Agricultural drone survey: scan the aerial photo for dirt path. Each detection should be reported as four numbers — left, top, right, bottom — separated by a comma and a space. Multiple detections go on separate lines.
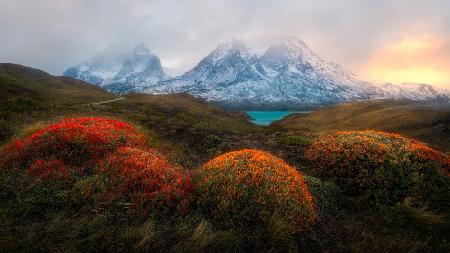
83, 96, 125, 106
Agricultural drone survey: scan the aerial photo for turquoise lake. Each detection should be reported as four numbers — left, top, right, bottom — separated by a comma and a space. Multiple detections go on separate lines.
246, 111, 311, 126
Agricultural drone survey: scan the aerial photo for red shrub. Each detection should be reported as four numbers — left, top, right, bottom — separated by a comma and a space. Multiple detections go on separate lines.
98, 147, 192, 212
196, 149, 316, 233
1, 117, 147, 176
27, 159, 70, 181
1, 117, 193, 214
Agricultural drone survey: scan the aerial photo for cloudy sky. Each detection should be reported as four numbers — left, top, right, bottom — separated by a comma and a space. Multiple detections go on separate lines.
1, 0, 449, 88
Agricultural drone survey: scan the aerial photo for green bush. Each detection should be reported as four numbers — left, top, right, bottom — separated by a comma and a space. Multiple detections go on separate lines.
281, 135, 312, 146
304, 175, 342, 216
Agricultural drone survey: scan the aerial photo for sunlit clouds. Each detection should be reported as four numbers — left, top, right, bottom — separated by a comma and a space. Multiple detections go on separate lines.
360, 35, 450, 89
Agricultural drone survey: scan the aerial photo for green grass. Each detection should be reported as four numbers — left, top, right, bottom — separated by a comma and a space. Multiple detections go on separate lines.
281, 135, 312, 146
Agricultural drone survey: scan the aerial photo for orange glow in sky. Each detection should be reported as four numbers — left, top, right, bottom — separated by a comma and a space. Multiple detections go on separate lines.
360, 35, 450, 89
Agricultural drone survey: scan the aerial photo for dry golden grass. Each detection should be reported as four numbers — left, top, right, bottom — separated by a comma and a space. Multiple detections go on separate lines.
276, 100, 450, 152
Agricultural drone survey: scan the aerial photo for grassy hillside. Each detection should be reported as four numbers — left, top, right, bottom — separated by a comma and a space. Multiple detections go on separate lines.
275, 100, 450, 152
0, 64, 113, 143
0, 64, 449, 252
0, 64, 263, 167
0, 63, 114, 103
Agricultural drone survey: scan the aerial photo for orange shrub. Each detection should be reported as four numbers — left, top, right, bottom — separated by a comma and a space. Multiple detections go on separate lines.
195, 149, 316, 233
97, 147, 192, 212
305, 130, 450, 206
1, 117, 147, 178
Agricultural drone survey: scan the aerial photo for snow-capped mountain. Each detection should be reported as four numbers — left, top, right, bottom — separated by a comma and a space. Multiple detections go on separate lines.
376, 82, 449, 102
64, 37, 449, 109
144, 37, 448, 109
63, 44, 168, 93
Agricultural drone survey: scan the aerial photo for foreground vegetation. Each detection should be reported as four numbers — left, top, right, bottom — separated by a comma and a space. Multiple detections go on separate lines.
0, 64, 449, 252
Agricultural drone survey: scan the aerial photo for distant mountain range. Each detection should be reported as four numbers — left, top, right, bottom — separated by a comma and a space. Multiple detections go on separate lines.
64, 37, 450, 109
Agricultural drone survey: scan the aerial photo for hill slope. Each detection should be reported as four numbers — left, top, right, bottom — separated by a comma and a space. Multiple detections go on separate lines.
0, 63, 261, 166
0, 63, 114, 103
275, 100, 450, 151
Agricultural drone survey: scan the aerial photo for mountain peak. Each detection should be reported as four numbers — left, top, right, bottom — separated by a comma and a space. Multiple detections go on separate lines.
207, 39, 251, 64
63, 43, 167, 92
133, 43, 150, 56
266, 36, 315, 57
216, 39, 247, 51
278, 36, 308, 49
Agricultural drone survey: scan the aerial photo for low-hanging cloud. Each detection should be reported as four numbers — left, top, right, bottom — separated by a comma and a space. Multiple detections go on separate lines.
0, 0, 449, 88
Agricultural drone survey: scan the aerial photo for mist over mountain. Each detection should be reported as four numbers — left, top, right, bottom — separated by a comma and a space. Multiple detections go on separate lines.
64, 37, 449, 109
64, 44, 169, 93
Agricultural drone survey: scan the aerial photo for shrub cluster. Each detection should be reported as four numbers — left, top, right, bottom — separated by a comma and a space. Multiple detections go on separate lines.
4, 118, 449, 251
195, 149, 316, 234
0, 118, 325, 251
305, 130, 450, 207
0, 117, 192, 213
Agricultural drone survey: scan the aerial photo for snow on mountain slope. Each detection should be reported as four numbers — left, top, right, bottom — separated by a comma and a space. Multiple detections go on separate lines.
376, 83, 449, 103
145, 37, 389, 108
146, 37, 449, 109
63, 44, 168, 93
64, 37, 449, 109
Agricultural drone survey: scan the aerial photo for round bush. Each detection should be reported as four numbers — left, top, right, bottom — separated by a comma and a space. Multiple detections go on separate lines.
97, 146, 192, 212
195, 149, 316, 233
1, 117, 147, 178
304, 130, 450, 206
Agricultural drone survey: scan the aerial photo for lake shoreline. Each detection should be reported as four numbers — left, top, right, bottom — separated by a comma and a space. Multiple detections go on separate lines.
246, 111, 312, 126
